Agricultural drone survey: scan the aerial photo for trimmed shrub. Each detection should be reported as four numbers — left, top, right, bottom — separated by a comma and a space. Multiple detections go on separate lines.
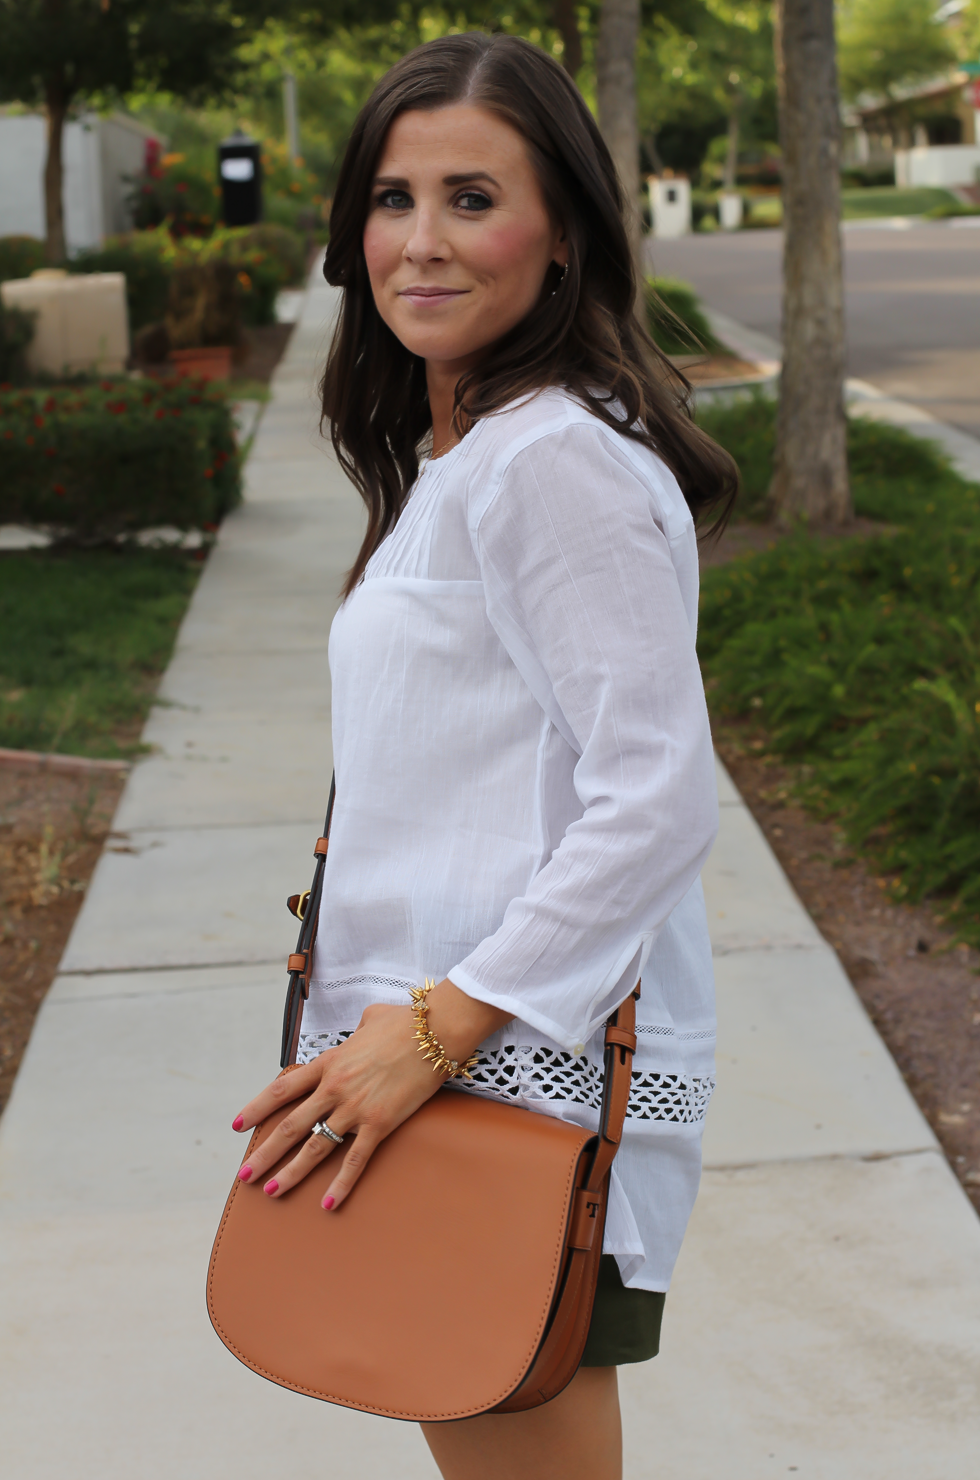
69, 230, 172, 330
0, 300, 36, 384
69, 224, 305, 336
646, 277, 725, 357
0, 235, 46, 283
698, 404, 980, 941
0, 376, 240, 541
697, 391, 962, 524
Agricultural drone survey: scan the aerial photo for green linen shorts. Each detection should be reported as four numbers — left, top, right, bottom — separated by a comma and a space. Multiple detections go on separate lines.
580, 1255, 666, 1367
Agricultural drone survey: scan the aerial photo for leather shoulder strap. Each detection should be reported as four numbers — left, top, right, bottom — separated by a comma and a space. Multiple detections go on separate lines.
584, 983, 639, 1192
280, 774, 335, 1067
280, 775, 638, 1164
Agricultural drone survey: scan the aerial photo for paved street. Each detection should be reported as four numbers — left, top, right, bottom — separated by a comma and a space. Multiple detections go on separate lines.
649, 223, 980, 440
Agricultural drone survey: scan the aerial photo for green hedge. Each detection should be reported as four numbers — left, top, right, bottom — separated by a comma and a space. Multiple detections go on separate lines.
0, 235, 46, 283
697, 390, 959, 523
69, 223, 305, 332
698, 400, 980, 941
646, 277, 724, 357
0, 376, 241, 541
0, 300, 36, 384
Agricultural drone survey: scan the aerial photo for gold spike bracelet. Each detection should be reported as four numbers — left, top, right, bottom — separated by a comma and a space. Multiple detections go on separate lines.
410, 978, 480, 1080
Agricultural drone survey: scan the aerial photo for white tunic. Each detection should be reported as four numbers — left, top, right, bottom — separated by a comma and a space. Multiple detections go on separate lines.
303, 388, 718, 1291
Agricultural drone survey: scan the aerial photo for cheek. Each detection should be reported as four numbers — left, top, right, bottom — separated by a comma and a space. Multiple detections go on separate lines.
471, 221, 549, 285
362, 218, 399, 288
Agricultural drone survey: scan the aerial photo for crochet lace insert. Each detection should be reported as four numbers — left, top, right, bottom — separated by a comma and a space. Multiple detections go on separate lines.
297, 1028, 714, 1124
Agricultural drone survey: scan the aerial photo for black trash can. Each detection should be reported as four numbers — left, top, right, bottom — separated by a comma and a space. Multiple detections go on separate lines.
219, 130, 262, 227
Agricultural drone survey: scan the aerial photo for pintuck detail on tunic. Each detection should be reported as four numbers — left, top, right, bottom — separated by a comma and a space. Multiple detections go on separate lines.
304, 388, 719, 1291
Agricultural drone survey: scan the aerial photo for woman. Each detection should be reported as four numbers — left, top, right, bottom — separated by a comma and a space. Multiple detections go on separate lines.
232, 31, 736, 1480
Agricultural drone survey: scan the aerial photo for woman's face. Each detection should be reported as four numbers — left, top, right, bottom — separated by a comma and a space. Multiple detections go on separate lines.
363, 104, 567, 373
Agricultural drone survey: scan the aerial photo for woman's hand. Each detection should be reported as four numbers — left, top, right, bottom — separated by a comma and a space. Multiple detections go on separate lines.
231, 979, 510, 1210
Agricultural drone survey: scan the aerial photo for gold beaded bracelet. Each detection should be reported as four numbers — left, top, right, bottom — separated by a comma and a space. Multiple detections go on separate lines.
410, 978, 480, 1080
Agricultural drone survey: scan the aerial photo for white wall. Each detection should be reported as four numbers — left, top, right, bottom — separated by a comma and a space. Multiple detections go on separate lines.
0, 112, 158, 253
906, 143, 980, 188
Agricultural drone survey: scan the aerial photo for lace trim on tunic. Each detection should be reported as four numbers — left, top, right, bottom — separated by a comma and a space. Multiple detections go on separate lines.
297, 1028, 715, 1125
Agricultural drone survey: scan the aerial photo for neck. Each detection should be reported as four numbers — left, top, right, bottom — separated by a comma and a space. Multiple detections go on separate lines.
425, 353, 480, 458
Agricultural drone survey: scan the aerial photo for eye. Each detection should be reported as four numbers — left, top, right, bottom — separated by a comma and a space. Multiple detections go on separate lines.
376, 188, 412, 211
455, 190, 492, 214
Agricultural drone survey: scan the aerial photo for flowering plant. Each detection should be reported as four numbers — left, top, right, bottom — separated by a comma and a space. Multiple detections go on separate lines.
0, 376, 241, 540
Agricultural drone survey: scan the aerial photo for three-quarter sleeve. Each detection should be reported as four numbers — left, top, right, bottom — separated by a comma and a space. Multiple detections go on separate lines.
446, 421, 718, 1049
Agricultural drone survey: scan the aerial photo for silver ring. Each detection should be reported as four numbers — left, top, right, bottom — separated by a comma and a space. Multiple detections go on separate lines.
311, 1120, 344, 1145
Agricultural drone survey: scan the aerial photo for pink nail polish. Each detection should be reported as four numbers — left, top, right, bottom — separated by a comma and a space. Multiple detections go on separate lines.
238, 1165, 252, 1182
322, 1194, 335, 1210
232, 1114, 244, 1131
264, 1179, 279, 1196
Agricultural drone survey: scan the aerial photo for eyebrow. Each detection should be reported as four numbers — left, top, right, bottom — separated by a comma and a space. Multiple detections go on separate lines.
373, 171, 501, 189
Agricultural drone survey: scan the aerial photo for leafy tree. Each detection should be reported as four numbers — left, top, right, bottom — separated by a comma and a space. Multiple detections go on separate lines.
837, 0, 958, 104
638, 0, 775, 186
0, 0, 266, 262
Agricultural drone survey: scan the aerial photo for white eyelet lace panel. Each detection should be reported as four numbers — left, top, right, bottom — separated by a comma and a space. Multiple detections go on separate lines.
297, 1030, 714, 1125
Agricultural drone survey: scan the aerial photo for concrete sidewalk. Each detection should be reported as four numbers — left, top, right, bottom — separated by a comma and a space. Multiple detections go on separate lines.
1, 263, 979, 1479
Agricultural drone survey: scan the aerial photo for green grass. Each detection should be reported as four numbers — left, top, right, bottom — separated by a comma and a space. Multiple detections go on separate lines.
840, 186, 960, 219
698, 395, 980, 942
0, 547, 202, 758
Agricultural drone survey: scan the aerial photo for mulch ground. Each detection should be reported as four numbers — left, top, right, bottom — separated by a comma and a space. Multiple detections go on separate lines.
0, 764, 125, 1111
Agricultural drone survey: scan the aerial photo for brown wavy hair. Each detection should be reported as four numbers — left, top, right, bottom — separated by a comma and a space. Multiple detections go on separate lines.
321, 31, 738, 596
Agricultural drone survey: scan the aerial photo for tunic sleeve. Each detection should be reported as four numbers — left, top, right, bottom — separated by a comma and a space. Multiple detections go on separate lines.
446, 420, 718, 1050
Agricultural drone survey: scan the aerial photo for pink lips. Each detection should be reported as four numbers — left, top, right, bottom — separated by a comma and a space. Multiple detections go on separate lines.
398, 286, 467, 307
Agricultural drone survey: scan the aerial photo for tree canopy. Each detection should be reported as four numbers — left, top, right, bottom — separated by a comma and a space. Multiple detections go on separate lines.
836, 0, 959, 103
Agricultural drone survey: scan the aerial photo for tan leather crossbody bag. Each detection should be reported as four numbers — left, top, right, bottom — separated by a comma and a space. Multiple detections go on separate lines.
207, 779, 639, 1421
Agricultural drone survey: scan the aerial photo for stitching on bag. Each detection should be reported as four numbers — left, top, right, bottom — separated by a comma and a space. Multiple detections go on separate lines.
207, 1107, 586, 1418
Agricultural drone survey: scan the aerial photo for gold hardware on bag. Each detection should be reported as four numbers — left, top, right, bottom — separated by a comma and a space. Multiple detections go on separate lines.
296, 889, 311, 920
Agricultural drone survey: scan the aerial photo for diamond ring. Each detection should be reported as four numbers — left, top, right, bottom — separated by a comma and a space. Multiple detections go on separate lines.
311, 1120, 344, 1145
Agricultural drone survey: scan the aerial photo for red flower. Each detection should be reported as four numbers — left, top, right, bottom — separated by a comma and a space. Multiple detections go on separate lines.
172, 407, 182, 417
53, 484, 66, 497
3, 430, 11, 440
45, 447, 56, 457
202, 521, 218, 533
155, 408, 166, 420
34, 414, 44, 428
0, 382, 11, 391
26, 435, 34, 445
100, 380, 113, 391
203, 468, 214, 479
176, 182, 187, 193
143, 393, 153, 405
43, 396, 57, 412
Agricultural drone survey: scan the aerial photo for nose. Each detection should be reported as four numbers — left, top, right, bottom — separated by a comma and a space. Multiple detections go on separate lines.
403, 203, 451, 266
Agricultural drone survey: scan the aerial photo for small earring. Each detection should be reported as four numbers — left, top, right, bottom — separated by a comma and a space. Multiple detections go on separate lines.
551, 262, 568, 296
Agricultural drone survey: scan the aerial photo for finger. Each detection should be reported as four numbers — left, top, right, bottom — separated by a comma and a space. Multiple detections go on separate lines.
261, 1121, 347, 1197
233, 1061, 321, 1134
238, 1095, 340, 1183
322, 1127, 381, 1211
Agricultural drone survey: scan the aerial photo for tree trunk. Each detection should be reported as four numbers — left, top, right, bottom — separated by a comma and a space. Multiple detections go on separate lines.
44, 78, 69, 264
551, 0, 583, 77
723, 106, 740, 194
772, 0, 851, 524
596, 0, 643, 290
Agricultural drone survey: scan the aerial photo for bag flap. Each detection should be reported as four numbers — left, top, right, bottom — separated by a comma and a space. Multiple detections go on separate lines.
207, 1089, 594, 1421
